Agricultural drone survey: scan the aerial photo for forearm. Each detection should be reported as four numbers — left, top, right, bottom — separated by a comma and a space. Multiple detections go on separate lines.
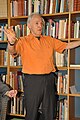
0, 80, 10, 96
4, 28, 18, 55
8, 43, 17, 55
66, 41, 80, 49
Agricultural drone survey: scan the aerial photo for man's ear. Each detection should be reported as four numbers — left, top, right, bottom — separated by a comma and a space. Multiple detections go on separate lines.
27, 23, 31, 29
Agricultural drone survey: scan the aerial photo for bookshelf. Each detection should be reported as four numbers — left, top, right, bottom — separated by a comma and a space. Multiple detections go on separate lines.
0, 0, 80, 120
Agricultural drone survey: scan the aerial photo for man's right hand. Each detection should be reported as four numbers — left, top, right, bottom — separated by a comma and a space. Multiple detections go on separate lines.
5, 90, 17, 98
4, 27, 17, 44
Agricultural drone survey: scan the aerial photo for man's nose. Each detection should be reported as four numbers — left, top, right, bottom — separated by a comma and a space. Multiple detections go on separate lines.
38, 23, 42, 28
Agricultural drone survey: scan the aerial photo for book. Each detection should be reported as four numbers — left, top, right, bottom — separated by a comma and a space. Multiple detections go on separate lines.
70, 64, 80, 67
70, 85, 80, 94
34, 0, 40, 13
14, 0, 18, 16
49, 0, 54, 14
11, 118, 25, 120
28, 0, 32, 15
18, 0, 24, 16
60, 0, 64, 13
0, 0, 7, 17
73, 0, 78, 11
40, 0, 45, 14
0, 50, 4, 66
24, 0, 28, 16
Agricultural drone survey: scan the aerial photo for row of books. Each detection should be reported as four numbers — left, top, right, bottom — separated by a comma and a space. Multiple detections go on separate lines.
0, 23, 30, 41
0, 49, 22, 66
10, 94, 26, 115
13, 24, 30, 38
45, 19, 68, 39
0, 0, 80, 18
10, 0, 80, 17
57, 98, 68, 120
12, 0, 80, 17
57, 73, 68, 94
10, 71, 23, 91
0, 24, 8, 41
0, 49, 68, 68
55, 50, 68, 67
0, 72, 23, 92
1, 18, 80, 42
10, 19, 68, 39
10, 55, 22, 66
0, 18, 68, 41
0, 50, 8, 66
71, 20, 80, 38
13, 18, 68, 39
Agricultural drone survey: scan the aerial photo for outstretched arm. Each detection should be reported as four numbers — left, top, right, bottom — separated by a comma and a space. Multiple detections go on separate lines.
4, 28, 18, 55
0, 80, 17, 98
66, 41, 80, 49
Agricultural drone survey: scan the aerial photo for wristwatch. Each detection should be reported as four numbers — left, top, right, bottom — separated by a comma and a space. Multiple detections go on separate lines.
8, 41, 15, 46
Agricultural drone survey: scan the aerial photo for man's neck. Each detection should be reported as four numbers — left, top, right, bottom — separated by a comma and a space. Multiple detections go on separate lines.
36, 36, 40, 40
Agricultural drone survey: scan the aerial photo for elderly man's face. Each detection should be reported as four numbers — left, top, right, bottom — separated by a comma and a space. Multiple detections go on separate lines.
28, 15, 43, 37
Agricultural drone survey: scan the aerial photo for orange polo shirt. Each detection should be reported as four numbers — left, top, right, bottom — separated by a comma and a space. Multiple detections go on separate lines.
15, 33, 67, 74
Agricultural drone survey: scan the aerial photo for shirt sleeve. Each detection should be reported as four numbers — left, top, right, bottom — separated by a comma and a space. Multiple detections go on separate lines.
12, 37, 24, 58
53, 38, 67, 53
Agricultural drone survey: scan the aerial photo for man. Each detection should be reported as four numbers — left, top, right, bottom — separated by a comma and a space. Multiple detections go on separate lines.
4, 13, 80, 120
0, 76, 17, 120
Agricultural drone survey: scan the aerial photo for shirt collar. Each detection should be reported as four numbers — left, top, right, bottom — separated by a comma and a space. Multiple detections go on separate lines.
29, 33, 42, 40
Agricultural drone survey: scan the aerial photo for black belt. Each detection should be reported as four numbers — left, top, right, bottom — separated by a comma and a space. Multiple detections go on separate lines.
23, 72, 54, 76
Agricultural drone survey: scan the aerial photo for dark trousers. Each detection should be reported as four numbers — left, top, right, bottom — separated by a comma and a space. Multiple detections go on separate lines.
23, 72, 57, 120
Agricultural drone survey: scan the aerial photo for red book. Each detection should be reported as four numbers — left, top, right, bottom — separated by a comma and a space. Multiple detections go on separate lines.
18, 0, 24, 16
71, 21, 74, 38
77, 0, 80, 11
73, 0, 78, 11
46, 0, 50, 14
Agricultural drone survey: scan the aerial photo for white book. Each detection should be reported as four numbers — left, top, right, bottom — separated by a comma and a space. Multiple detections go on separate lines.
34, 0, 40, 13
58, 20, 65, 39
49, 0, 53, 14
76, 21, 80, 38
40, 0, 44, 14
60, 53, 64, 67
74, 22, 77, 38
60, 0, 64, 13
70, 85, 80, 94
12, 97, 16, 114
63, 76, 66, 93
70, 64, 80, 67
63, 19, 67, 38
28, 0, 32, 15
44, 0, 47, 14
64, 99, 68, 120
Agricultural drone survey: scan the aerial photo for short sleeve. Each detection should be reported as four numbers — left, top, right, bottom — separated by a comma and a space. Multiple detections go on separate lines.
53, 38, 67, 53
